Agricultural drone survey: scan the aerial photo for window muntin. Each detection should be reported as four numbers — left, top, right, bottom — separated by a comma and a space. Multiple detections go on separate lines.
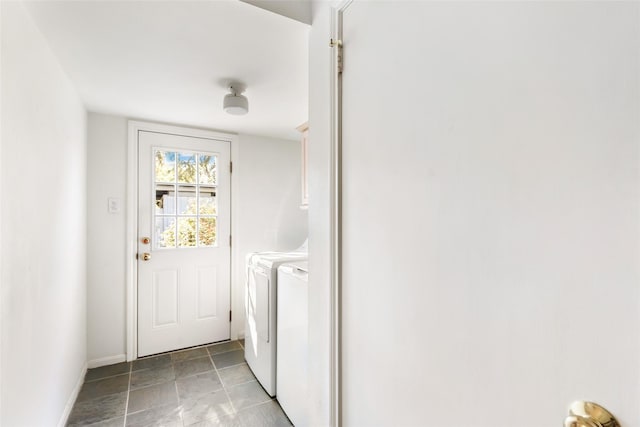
154, 150, 218, 249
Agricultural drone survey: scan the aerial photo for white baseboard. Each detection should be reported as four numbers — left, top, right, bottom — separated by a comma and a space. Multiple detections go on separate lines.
57, 361, 87, 427
88, 354, 127, 369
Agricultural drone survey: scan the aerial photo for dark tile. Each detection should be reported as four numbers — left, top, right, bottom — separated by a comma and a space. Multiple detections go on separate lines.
176, 371, 223, 401
132, 354, 171, 371
180, 389, 234, 426
207, 341, 241, 355
211, 350, 244, 369
235, 400, 292, 427
67, 392, 127, 426
85, 362, 130, 382
185, 416, 240, 427
125, 402, 182, 427
174, 356, 214, 379
77, 374, 130, 402
77, 416, 124, 427
187, 401, 290, 427
226, 381, 271, 411
130, 365, 175, 390
170, 347, 209, 362
127, 381, 178, 414
217, 364, 255, 388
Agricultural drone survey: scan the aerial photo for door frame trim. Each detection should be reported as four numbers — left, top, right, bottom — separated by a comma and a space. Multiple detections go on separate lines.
330, 1, 352, 425
126, 120, 237, 361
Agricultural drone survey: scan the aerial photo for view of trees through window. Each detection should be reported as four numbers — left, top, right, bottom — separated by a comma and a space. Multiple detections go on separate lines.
154, 150, 218, 248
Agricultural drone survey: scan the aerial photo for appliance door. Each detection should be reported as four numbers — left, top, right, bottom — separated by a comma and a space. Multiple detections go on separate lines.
255, 266, 270, 343
245, 262, 277, 396
277, 264, 309, 426
246, 262, 270, 343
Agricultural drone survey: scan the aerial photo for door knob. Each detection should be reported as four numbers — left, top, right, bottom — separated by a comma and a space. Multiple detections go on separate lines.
141, 237, 150, 244
141, 253, 151, 261
565, 401, 619, 427
565, 415, 599, 427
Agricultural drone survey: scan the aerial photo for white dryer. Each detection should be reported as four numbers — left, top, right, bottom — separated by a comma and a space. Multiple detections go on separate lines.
244, 242, 307, 397
276, 261, 309, 427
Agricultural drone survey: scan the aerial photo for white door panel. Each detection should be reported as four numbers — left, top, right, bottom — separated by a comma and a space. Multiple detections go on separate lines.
341, 2, 639, 426
196, 266, 219, 319
138, 130, 231, 357
151, 269, 178, 327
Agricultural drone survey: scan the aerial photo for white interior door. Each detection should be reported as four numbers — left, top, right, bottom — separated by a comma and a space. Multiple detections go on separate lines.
137, 130, 231, 357
340, 2, 639, 426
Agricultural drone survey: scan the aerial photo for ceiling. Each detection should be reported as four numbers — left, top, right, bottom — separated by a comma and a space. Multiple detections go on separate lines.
24, 0, 309, 140
240, 0, 311, 25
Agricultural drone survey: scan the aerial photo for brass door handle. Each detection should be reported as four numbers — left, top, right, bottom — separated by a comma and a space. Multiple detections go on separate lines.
141, 253, 151, 261
565, 416, 599, 427
565, 401, 619, 427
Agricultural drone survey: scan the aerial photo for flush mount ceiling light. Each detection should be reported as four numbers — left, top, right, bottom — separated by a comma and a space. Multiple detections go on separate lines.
223, 83, 248, 115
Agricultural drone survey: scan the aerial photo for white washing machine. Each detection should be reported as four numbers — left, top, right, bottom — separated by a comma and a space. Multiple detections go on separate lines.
276, 261, 309, 427
244, 241, 307, 397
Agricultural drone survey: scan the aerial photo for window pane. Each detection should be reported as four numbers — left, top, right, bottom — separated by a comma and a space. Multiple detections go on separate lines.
199, 187, 217, 215
155, 217, 176, 248
178, 153, 197, 183
155, 184, 175, 215
199, 217, 217, 247
155, 151, 176, 183
177, 185, 197, 215
198, 154, 217, 185
177, 217, 197, 247
153, 150, 221, 249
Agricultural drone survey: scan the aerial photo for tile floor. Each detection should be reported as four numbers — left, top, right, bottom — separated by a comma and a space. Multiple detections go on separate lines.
67, 339, 292, 427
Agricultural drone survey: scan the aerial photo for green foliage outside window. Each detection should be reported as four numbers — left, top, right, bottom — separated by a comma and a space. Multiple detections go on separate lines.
161, 197, 216, 247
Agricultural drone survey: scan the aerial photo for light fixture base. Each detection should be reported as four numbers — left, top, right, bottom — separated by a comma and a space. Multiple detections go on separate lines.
227, 83, 246, 96
223, 82, 248, 115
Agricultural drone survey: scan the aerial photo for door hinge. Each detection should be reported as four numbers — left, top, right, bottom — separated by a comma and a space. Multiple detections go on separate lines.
230, 161, 233, 173
229, 310, 232, 322
330, 38, 343, 73
229, 235, 232, 247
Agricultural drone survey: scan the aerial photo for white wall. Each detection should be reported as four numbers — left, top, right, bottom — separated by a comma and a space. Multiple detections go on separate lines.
307, 2, 333, 426
232, 133, 308, 339
1, 2, 88, 426
340, 2, 639, 426
87, 113, 128, 363
86, 114, 307, 361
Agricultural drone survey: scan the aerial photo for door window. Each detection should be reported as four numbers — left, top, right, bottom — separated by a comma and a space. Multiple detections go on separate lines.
154, 150, 218, 249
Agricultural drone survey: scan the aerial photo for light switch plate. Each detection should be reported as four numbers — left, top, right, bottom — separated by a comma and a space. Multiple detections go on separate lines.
108, 197, 121, 214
